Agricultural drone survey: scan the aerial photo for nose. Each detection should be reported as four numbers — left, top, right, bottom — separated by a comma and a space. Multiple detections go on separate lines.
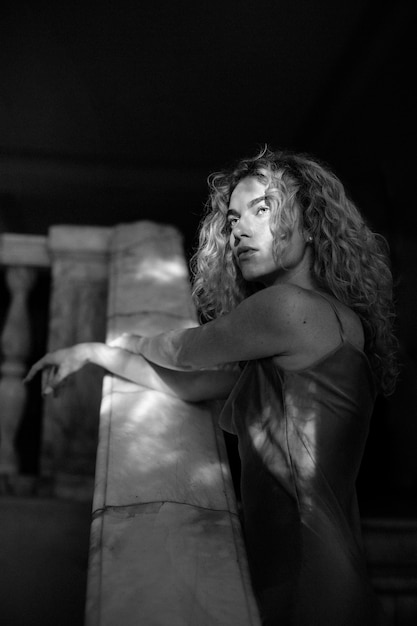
232, 214, 252, 242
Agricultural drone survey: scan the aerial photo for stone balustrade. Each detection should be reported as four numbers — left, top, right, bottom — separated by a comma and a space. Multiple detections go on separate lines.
0, 234, 49, 488
85, 221, 260, 625
41, 226, 110, 500
0, 223, 261, 625
0, 227, 110, 499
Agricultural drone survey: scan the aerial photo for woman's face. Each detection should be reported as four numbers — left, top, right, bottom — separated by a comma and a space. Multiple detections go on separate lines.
227, 176, 311, 287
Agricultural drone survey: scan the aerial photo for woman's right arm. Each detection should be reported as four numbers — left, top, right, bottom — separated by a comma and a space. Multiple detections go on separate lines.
24, 342, 239, 402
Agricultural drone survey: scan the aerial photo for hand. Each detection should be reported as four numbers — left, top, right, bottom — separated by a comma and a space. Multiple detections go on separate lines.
24, 344, 91, 396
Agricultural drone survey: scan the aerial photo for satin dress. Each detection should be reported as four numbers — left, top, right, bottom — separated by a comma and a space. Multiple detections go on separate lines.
219, 297, 382, 625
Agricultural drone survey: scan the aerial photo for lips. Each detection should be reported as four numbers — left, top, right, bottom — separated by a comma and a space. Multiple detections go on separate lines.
237, 246, 257, 260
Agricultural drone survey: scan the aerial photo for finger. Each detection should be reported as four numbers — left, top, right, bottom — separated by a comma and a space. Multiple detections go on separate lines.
42, 365, 65, 396
43, 364, 74, 396
23, 357, 49, 383
42, 367, 55, 396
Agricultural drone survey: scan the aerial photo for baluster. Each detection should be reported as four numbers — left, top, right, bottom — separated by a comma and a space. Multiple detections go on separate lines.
40, 226, 110, 500
0, 266, 36, 477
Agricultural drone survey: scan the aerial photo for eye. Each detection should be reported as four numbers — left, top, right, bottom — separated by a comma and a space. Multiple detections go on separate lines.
256, 205, 270, 215
227, 215, 239, 229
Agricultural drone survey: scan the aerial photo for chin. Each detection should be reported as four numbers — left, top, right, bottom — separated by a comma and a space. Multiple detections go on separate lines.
241, 271, 259, 283
242, 274, 267, 288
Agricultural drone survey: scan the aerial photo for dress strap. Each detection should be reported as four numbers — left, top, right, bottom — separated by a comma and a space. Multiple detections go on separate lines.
314, 291, 345, 341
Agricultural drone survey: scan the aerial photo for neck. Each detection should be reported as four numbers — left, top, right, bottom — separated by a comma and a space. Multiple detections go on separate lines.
266, 247, 315, 290
271, 270, 316, 290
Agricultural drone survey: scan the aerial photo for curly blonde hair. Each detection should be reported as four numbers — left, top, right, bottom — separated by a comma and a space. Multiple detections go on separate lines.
191, 147, 398, 396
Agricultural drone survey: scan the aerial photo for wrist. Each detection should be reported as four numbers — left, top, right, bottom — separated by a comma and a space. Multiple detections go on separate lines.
82, 342, 105, 365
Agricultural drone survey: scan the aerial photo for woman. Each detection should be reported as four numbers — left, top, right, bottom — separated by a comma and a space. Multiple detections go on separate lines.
25, 148, 397, 625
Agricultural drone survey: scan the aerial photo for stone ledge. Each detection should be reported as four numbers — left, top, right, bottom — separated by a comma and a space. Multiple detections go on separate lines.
0, 233, 49, 267
87, 501, 259, 626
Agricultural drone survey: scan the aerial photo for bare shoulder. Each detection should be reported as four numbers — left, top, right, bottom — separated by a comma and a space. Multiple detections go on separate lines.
245, 284, 361, 334
245, 284, 318, 326
288, 287, 364, 344
310, 290, 364, 347
268, 286, 365, 369
185, 283, 364, 369
238, 284, 320, 353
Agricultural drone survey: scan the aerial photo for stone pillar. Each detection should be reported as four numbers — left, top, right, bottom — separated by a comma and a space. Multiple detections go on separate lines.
86, 221, 260, 626
0, 233, 49, 489
40, 226, 111, 500
0, 267, 36, 475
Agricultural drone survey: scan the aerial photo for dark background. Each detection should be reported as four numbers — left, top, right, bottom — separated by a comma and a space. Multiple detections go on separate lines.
1, 0, 416, 514
1, 1, 415, 248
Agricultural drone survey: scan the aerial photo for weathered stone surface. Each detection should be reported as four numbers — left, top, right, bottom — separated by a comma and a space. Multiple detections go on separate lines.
40, 226, 110, 500
86, 221, 260, 625
107, 222, 195, 322
0, 233, 49, 267
88, 503, 256, 626
98, 388, 232, 510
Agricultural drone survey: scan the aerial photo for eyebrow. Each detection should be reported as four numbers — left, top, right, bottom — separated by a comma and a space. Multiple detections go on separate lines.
227, 195, 267, 216
248, 195, 267, 207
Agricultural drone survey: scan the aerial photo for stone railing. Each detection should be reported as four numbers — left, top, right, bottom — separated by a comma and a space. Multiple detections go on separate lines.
85, 221, 260, 625
0, 227, 110, 499
41, 226, 110, 500
0, 233, 49, 489
0, 223, 261, 625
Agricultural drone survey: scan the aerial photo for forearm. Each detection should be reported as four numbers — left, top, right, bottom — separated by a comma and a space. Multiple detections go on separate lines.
86, 342, 142, 380
111, 331, 205, 371
137, 328, 224, 371
86, 342, 236, 401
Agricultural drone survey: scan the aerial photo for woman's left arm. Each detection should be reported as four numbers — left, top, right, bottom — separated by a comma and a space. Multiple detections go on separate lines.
24, 341, 240, 401
134, 284, 306, 370
24, 285, 306, 398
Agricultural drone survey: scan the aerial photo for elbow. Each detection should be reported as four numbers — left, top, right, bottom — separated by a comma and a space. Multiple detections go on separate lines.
170, 340, 198, 372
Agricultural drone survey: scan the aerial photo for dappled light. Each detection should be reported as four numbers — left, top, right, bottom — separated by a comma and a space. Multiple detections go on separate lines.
191, 461, 231, 488
99, 382, 228, 509
86, 222, 259, 626
285, 381, 318, 482
134, 255, 189, 284
248, 380, 319, 492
